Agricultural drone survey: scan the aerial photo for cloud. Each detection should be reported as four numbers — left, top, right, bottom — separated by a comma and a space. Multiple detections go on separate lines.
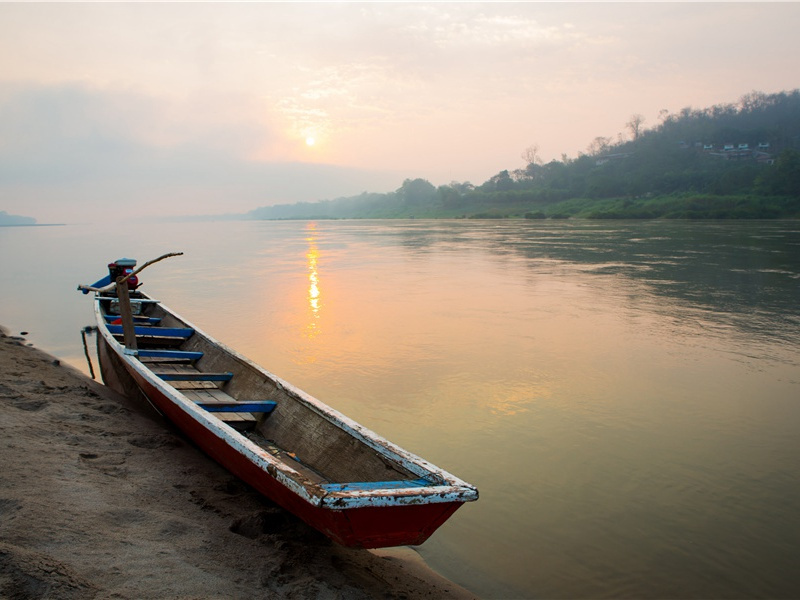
0, 83, 399, 223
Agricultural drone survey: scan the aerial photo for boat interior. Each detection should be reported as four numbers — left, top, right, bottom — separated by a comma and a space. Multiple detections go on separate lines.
99, 293, 430, 489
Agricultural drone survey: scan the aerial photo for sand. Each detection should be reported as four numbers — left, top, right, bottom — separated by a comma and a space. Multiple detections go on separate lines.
0, 327, 476, 599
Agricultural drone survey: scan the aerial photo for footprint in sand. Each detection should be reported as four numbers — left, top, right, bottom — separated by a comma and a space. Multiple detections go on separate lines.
10, 398, 48, 412
229, 509, 290, 539
77, 450, 130, 478
0, 383, 20, 398
127, 434, 183, 450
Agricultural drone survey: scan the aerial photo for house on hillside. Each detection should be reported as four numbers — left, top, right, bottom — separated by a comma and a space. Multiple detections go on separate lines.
755, 151, 775, 165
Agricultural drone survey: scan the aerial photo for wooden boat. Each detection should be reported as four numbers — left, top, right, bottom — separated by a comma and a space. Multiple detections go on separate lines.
81, 258, 478, 548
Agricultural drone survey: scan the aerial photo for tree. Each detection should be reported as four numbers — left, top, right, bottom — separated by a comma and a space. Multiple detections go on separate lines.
449, 181, 474, 194
397, 178, 437, 205
626, 113, 646, 141
438, 184, 463, 208
739, 90, 769, 113
483, 170, 514, 192
587, 136, 611, 156
757, 149, 800, 196
521, 144, 543, 166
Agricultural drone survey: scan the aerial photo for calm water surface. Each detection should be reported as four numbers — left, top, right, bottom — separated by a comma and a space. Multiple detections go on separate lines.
2, 220, 799, 598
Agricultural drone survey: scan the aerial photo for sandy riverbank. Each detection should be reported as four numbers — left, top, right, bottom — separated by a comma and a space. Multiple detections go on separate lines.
0, 327, 476, 599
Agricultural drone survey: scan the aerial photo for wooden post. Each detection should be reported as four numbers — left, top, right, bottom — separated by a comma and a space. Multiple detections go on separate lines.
116, 276, 138, 352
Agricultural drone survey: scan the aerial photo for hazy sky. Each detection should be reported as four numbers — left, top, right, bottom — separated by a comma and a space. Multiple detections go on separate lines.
1, 2, 798, 223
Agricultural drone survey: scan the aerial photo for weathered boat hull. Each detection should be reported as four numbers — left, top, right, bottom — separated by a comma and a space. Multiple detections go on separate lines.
95, 294, 476, 548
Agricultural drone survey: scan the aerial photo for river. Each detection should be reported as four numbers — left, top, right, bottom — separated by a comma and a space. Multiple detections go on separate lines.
1, 219, 799, 598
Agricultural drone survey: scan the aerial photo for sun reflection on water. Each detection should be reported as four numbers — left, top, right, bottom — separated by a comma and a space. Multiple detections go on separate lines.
305, 222, 321, 339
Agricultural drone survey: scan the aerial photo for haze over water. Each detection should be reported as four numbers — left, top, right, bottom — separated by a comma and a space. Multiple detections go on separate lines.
1, 219, 799, 598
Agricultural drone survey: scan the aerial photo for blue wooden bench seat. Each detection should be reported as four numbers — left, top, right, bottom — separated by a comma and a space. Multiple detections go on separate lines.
106, 325, 194, 338
198, 401, 277, 414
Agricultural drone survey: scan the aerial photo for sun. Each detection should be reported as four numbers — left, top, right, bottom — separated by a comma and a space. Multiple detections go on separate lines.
305, 136, 316, 147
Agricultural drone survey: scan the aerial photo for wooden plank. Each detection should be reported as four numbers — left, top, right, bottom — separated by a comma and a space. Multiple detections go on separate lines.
139, 357, 196, 365
172, 380, 219, 390
145, 362, 195, 374
182, 388, 238, 402
155, 371, 233, 382
148, 362, 256, 424
150, 364, 221, 389
244, 433, 328, 484
181, 388, 222, 403
144, 362, 222, 391
181, 389, 255, 423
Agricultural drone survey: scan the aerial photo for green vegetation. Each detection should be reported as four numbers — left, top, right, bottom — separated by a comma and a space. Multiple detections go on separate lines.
249, 90, 800, 220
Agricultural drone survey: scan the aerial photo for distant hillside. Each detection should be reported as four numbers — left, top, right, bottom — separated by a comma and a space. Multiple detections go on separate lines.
249, 89, 800, 220
0, 211, 36, 226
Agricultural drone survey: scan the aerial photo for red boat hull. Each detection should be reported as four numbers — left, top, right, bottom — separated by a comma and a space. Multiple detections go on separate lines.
98, 336, 463, 548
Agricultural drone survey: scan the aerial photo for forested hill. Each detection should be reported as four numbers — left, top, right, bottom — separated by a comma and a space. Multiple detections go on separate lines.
249, 90, 800, 220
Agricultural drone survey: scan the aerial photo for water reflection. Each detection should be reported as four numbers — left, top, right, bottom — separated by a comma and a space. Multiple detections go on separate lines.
305, 222, 321, 339
343, 220, 800, 349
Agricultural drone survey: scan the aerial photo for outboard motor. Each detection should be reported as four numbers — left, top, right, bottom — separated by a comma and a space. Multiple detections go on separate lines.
108, 258, 139, 290
79, 257, 139, 294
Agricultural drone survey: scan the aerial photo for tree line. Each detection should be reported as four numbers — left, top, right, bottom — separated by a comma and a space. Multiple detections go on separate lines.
249, 89, 800, 220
